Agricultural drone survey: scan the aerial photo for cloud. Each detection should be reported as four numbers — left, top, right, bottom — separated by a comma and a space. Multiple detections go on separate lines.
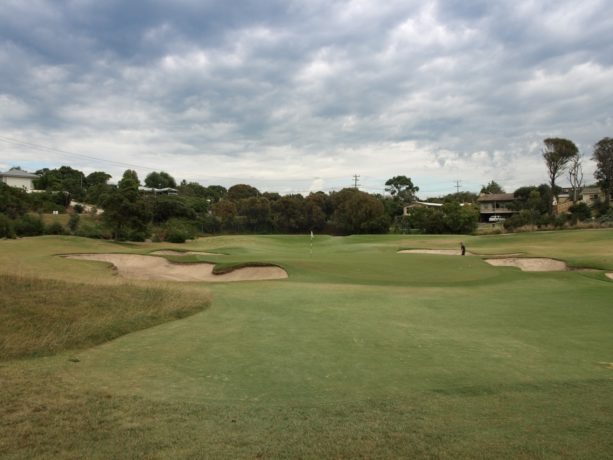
1, 0, 612, 195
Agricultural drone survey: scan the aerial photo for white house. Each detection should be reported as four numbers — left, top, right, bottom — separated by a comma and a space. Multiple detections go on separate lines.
0, 168, 40, 191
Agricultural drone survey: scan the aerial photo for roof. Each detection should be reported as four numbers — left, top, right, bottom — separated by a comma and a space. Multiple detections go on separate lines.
477, 193, 515, 202
0, 168, 39, 179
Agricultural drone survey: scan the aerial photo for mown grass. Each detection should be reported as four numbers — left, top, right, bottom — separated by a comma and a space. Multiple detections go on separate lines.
0, 273, 209, 360
1, 231, 612, 459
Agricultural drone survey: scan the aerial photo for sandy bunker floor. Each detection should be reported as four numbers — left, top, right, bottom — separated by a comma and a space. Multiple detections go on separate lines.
606, 273, 613, 280
484, 258, 567, 272
65, 254, 287, 282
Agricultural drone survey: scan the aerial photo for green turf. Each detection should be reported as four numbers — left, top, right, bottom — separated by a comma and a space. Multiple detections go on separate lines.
1, 230, 613, 458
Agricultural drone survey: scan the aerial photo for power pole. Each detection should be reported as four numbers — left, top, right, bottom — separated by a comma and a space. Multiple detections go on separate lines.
353, 174, 360, 189
454, 180, 461, 194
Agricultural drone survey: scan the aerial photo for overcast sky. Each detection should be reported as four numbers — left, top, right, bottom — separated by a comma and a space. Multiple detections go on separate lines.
1, 0, 613, 196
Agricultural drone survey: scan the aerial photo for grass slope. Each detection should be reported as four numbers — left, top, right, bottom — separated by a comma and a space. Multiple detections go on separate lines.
0, 274, 209, 360
1, 230, 612, 458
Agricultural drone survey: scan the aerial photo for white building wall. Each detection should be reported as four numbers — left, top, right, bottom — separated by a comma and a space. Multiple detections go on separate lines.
2, 176, 34, 190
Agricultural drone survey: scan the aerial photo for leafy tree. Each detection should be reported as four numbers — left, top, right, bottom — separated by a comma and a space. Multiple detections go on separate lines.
480, 180, 505, 194
242, 196, 271, 232
271, 195, 307, 233
227, 184, 260, 201
569, 202, 591, 222
102, 170, 151, 240
178, 181, 208, 197
34, 166, 86, 200
0, 183, 28, 218
542, 138, 578, 213
592, 137, 613, 207
384, 176, 419, 203
205, 185, 227, 203
330, 188, 389, 234
144, 171, 176, 189
85, 171, 111, 187
151, 196, 196, 223
513, 185, 552, 215
212, 199, 238, 231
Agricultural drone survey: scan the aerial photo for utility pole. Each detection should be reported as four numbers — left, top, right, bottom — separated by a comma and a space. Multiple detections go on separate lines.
454, 180, 461, 194
353, 174, 360, 189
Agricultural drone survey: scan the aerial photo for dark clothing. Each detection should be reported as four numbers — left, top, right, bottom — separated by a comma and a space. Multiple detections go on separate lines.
460, 244, 466, 256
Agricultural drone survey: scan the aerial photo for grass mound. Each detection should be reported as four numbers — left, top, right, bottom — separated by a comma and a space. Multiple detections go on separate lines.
0, 273, 209, 361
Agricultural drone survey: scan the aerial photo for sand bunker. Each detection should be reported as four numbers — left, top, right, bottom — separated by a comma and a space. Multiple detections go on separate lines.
606, 273, 613, 280
150, 250, 223, 256
398, 249, 471, 256
65, 254, 287, 282
484, 258, 567, 272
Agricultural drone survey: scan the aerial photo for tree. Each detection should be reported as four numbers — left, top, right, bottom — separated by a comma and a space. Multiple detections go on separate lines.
212, 199, 238, 231
568, 155, 584, 204
102, 170, 151, 240
384, 176, 419, 203
330, 188, 389, 234
542, 138, 578, 213
227, 184, 259, 201
480, 180, 504, 194
34, 166, 86, 200
144, 171, 176, 189
592, 137, 613, 207
271, 195, 307, 233
85, 171, 111, 187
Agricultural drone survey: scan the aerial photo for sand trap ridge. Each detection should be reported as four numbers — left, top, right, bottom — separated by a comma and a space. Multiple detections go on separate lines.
150, 250, 223, 256
65, 254, 287, 282
484, 258, 567, 272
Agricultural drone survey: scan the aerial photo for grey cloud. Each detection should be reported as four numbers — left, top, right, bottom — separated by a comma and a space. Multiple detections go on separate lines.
1, 0, 613, 193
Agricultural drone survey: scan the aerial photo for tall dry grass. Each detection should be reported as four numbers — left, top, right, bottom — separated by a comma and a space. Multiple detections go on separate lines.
0, 273, 209, 361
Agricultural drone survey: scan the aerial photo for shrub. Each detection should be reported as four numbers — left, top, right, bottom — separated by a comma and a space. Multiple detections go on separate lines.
14, 214, 44, 236
0, 213, 15, 238
75, 221, 112, 239
568, 202, 591, 223
44, 222, 66, 235
68, 214, 80, 233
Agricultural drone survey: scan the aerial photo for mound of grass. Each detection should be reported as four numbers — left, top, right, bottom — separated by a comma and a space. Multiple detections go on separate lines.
0, 274, 209, 361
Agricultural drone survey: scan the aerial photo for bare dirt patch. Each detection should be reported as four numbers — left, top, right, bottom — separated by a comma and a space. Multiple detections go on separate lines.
150, 250, 223, 256
484, 258, 567, 272
64, 254, 287, 282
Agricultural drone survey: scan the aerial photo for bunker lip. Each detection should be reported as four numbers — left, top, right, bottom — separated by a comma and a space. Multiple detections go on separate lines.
484, 257, 567, 272
63, 253, 287, 282
398, 249, 524, 257
149, 250, 224, 256
398, 249, 473, 256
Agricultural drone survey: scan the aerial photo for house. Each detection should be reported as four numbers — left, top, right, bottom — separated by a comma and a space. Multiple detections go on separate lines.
477, 193, 517, 221
402, 201, 443, 216
0, 168, 40, 191
556, 186, 606, 213
138, 186, 178, 196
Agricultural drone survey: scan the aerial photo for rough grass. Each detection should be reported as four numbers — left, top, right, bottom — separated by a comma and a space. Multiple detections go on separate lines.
0, 273, 209, 361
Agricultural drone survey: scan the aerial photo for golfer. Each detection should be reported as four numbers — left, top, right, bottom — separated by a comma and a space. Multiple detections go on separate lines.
460, 242, 466, 256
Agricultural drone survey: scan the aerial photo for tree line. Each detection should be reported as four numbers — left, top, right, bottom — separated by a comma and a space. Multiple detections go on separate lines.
1, 136, 612, 240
